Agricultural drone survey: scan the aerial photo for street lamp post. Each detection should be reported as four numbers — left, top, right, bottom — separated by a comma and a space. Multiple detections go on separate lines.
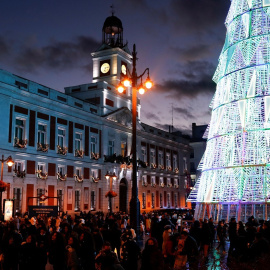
118, 44, 153, 238
0, 155, 14, 220
105, 171, 117, 214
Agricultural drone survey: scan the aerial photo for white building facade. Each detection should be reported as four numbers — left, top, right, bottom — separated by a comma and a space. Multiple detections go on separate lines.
0, 15, 191, 216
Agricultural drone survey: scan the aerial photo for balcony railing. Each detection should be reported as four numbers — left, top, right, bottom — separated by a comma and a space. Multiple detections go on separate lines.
37, 143, 49, 152
74, 174, 83, 182
57, 145, 67, 155
91, 176, 99, 183
75, 149, 84, 158
13, 169, 26, 178
36, 170, 48, 180
14, 138, 27, 148
57, 173, 67, 181
91, 152, 100, 160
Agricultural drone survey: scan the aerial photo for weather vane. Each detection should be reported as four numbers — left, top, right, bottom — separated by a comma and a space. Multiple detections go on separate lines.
110, 4, 115, 16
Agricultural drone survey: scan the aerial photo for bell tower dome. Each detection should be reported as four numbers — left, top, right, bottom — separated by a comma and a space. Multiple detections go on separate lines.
102, 14, 123, 48
91, 12, 132, 86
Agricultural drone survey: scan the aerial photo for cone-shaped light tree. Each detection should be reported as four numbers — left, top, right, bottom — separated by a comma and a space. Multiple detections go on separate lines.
188, 0, 270, 222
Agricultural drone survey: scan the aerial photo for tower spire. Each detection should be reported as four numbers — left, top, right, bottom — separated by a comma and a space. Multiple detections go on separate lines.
110, 4, 115, 16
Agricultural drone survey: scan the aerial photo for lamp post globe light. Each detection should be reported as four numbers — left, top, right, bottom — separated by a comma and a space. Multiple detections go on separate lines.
105, 171, 117, 215
0, 155, 14, 220
117, 44, 153, 238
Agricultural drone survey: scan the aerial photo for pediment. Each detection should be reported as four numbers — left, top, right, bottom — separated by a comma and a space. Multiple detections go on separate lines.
104, 107, 144, 130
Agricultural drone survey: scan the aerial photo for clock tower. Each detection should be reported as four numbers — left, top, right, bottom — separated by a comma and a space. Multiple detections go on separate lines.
91, 14, 132, 86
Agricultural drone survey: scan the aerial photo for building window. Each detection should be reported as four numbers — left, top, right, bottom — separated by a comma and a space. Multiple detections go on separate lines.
13, 188, 22, 213
91, 191, 96, 210
37, 188, 45, 206
151, 193, 155, 208
38, 163, 46, 173
75, 190, 81, 211
15, 119, 25, 141
75, 133, 82, 151
167, 193, 171, 208
14, 160, 25, 178
142, 176, 147, 187
166, 154, 171, 168
75, 133, 83, 157
121, 141, 126, 157
160, 193, 163, 208
58, 165, 65, 176
141, 147, 147, 162
158, 151, 164, 165
108, 140, 114, 156
174, 193, 178, 208
91, 137, 97, 153
151, 176, 156, 187
183, 157, 187, 171
173, 155, 178, 170
160, 177, 164, 187
75, 168, 83, 182
57, 189, 64, 212
58, 128, 65, 148
38, 124, 46, 145
142, 193, 146, 209
150, 149, 155, 164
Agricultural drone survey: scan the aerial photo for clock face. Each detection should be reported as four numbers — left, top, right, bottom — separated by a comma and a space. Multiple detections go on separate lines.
101, 63, 110, 74
121, 64, 127, 75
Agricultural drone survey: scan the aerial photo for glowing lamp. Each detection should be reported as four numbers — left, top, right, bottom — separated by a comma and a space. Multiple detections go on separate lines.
123, 78, 131, 87
117, 84, 125, 93
145, 79, 153, 89
138, 86, 145, 95
6, 156, 14, 167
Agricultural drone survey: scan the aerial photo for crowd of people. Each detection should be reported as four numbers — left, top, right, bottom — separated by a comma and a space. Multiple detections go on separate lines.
0, 210, 269, 269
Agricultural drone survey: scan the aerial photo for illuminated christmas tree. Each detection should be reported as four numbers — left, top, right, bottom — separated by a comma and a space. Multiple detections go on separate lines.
188, 0, 270, 221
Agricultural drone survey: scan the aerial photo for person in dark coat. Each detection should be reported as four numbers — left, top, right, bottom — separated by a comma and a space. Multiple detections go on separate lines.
216, 220, 227, 253
201, 219, 211, 259
19, 235, 37, 270
48, 232, 66, 270
2, 237, 19, 270
36, 227, 49, 270
180, 230, 199, 266
78, 231, 96, 270
141, 237, 164, 270
120, 230, 141, 270
189, 220, 202, 249
228, 217, 238, 259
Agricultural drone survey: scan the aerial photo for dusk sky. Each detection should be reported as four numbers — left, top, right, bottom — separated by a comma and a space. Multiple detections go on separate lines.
0, 0, 231, 135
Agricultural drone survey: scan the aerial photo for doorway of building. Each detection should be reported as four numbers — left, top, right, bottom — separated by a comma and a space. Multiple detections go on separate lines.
119, 178, 128, 213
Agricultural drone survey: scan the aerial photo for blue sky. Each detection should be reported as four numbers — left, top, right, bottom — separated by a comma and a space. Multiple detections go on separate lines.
0, 0, 231, 134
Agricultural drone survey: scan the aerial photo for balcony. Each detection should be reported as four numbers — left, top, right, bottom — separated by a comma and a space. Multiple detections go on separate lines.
37, 143, 49, 152
91, 152, 100, 160
75, 149, 84, 158
57, 172, 67, 181
36, 170, 48, 180
14, 138, 27, 148
13, 169, 26, 178
57, 145, 67, 155
74, 174, 83, 182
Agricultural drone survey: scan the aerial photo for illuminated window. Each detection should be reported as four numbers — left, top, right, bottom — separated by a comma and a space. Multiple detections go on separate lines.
58, 128, 65, 148
108, 140, 114, 156
15, 119, 25, 141
75, 133, 82, 151
91, 191, 96, 210
91, 137, 97, 153
13, 188, 22, 213
57, 189, 64, 212
38, 124, 46, 145
142, 193, 146, 209
75, 190, 81, 211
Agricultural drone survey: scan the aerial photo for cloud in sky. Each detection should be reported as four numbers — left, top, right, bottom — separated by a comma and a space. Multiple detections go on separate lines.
0, 35, 99, 73
154, 60, 216, 100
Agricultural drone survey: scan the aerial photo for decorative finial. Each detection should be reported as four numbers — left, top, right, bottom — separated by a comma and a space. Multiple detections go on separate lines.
110, 4, 115, 16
